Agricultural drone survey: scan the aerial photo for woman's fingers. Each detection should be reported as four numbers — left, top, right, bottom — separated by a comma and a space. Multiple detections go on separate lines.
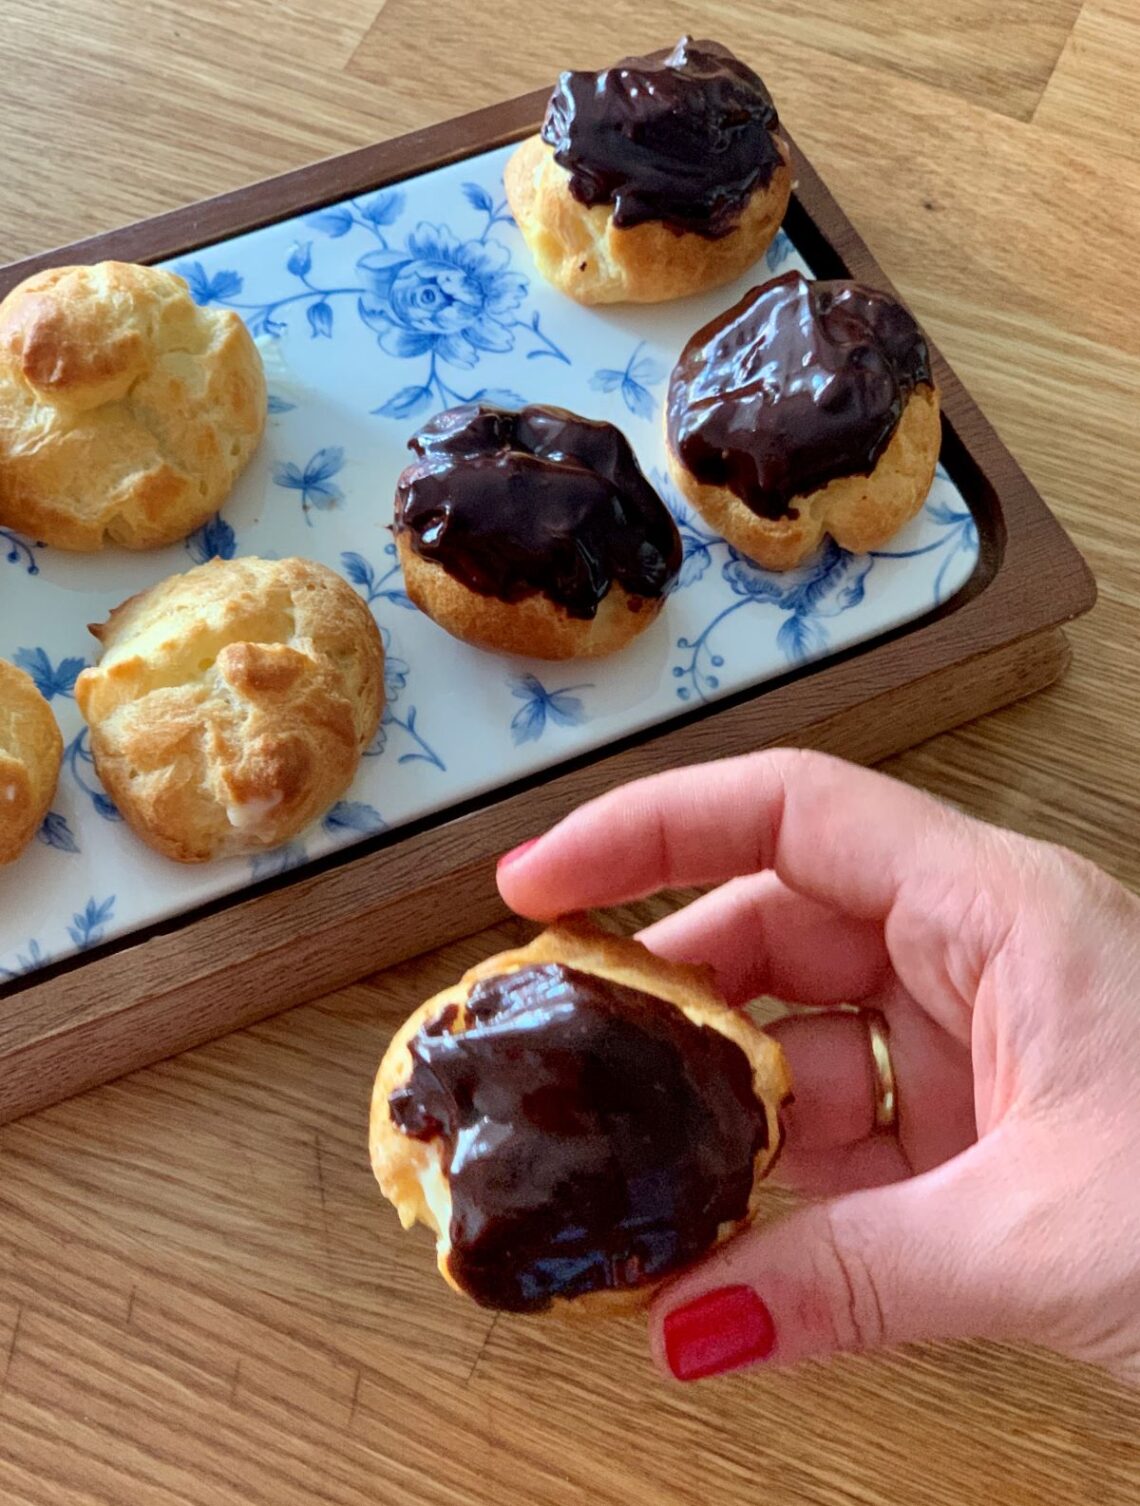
636, 874, 888, 1007
498, 749, 1016, 1035
765, 1010, 886, 1151
772, 1137, 911, 1198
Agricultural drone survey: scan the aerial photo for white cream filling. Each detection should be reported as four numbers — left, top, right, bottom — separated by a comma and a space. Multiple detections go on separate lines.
225, 791, 283, 832
414, 1148, 453, 1257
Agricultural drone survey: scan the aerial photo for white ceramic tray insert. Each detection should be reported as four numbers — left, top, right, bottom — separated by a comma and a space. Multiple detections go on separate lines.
0, 143, 979, 980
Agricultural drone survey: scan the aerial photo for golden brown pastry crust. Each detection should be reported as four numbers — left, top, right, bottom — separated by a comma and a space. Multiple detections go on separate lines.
667, 383, 941, 572
75, 557, 384, 862
371, 920, 792, 1316
0, 262, 266, 551
395, 532, 664, 661
0, 660, 63, 866
504, 134, 792, 306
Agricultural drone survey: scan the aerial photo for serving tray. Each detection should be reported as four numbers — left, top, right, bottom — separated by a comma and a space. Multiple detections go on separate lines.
0, 78, 1094, 1124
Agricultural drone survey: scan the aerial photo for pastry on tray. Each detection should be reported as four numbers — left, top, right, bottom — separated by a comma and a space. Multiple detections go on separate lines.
666, 270, 941, 570
505, 37, 791, 305
370, 919, 791, 1314
0, 659, 63, 867
393, 403, 681, 660
75, 557, 384, 862
0, 261, 266, 551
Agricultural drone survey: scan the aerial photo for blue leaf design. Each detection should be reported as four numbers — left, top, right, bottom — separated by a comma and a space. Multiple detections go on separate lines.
93, 793, 121, 821
777, 613, 829, 663
307, 204, 354, 237
544, 689, 589, 728
340, 551, 375, 590
322, 801, 387, 835
676, 540, 711, 589
508, 675, 590, 744
250, 842, 309, 880
304, 447, 345, 485
13, 647, 84, 701
37, 810, 79, 853
267, 392, 297, 414
384, 591, 417, 610
621, 376, 654, 421
462, 182, 494, 213
384, 656, 409, 701
469, 388, 525, 408
67, 895, 115, 951
286, 241, 313, 278
928, 500, 971, 526
374, 384, 434, 420
359, 190, 404, 227
629, 354, 666, 386
273, 460, 306, 489
722, 555, 789, 604
307, 300, 334, 338
590, 369, 624, 394
510, 697, 548, 746
186, 513, 236, 564
176, 263, 243, 305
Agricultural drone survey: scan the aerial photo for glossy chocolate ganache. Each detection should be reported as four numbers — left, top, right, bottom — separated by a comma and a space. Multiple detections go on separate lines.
394, 403, 681, 619
388, 964, 769, 1311
540, 37, 784, 237
667, 271, 935, 520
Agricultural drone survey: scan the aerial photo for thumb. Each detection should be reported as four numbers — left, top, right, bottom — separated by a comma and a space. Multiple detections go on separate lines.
651, 1139, 1037, 1380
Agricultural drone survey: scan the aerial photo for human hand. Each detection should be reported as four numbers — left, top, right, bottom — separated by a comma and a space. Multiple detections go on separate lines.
496, 750, 1140, 1382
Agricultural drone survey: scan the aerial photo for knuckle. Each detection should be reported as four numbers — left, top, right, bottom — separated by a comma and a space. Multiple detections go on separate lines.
815, 1206, 889, 1354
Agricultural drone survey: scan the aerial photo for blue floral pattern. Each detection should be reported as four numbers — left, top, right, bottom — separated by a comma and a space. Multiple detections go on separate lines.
0, 143, 980, 987
591, 342, 667, 421
509, 675, 593, 745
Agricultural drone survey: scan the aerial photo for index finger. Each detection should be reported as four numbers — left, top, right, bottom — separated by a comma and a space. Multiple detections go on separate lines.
496, 747, 1002, 940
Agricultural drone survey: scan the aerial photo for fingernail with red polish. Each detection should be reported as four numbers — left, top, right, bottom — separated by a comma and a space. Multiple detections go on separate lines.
496, 837, 539, 873
663, 1286, 776, 1381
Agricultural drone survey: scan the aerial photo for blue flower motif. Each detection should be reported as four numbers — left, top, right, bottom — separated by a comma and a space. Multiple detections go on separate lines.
176, 262, 244, 306
65, 730, 121, 820
764, 230, 795, 274
13, 647, 85, 701
37, 811, 79, 853
340, 547, 414, 611
0, 938, 47, 980
358, 190, 404, 228
307, 300, 334, 338
68, 895, 115, 951
273, 447, 345, 521
2, 528, 41, 575
591, 341, 667, 421
186, 513, 236, 564
358, 223, 528, 373
250, 842, 308, 881
509, 675, 592, 746
322, 801, 386, 836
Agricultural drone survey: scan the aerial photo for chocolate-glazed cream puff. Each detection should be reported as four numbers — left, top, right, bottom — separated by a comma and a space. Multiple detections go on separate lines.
666, 272, 941, 570
504, 38, 792, 305
370, 922, 791, 1314
393, 403, 681, 659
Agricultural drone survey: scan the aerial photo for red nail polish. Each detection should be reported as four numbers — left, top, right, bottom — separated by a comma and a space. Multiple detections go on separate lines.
663, 1286, 776, 1382
496, 837, 540, 872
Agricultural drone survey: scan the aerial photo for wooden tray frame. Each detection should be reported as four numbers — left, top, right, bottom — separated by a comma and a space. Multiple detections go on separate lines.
0, 82, 1095, 1123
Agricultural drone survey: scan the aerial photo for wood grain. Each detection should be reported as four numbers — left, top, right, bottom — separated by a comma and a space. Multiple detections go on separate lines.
1, 2, 1139, 1503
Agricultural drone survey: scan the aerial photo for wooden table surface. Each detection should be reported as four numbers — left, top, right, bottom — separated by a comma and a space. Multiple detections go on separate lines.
3, 2, 1140, 1502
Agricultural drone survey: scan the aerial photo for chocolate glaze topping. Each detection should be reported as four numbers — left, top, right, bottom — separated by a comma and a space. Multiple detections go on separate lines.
388, 963, 768, 1312
667, 271, 935, 520
540, 37, 784, 237
394, 403, 681, 619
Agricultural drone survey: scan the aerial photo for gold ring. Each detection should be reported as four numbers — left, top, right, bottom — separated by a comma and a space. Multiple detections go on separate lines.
864, 1010, 898, 1134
